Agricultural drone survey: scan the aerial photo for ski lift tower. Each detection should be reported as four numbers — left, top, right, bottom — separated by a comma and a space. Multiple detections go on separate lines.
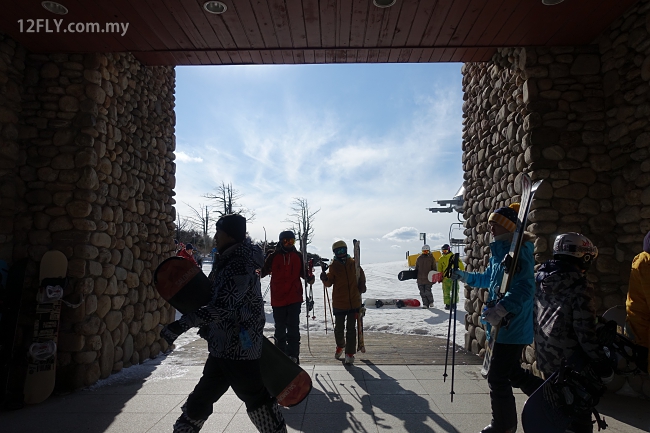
427, 185, 466, 255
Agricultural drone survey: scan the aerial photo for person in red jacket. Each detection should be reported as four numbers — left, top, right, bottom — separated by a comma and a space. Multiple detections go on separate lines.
177, 243, 199, 267
261, 231, 314, 364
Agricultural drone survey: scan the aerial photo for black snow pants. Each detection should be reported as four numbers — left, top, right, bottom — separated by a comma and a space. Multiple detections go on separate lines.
272, 301, 302, 360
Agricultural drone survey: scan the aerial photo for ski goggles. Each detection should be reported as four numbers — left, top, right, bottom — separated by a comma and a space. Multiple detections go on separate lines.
281, 238, 295, 246
422, 250, 430, 254
333, 247, 347, 256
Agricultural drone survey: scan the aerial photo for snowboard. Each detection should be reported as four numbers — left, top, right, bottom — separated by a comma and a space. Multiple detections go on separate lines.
397, 269, 417, 281
428, 270, 443, 284
154, 256, 312, 407
481, 174, 542, 379
353, 239, 365, 354
23, 250, 68, 405
364, 298, 421, 309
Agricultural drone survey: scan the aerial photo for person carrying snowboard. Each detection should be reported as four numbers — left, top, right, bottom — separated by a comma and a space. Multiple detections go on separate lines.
320, 240, 366, 365
534, 232, 614, 433
260, 230, 314, 364
177, 242, 199, 267
438, 243, 465, 310
415, 244, 437, 308
161, 214, 287, 433
452, 204, 541, 433
626, 230, 650, 374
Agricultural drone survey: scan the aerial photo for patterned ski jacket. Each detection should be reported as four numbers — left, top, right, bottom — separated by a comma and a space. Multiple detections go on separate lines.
437, 251, 465, 279
180, 237, 265, 360
260, 246, 306, 307
464, 233, 535, 345
323, 256, 366, 313
626, 251, 650, 373
415, 253, 437, 285
534, 259, 606, 377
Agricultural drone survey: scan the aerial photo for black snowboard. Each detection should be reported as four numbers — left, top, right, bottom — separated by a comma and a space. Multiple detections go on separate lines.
154, 257, 312, 407
397, 270, 417, 281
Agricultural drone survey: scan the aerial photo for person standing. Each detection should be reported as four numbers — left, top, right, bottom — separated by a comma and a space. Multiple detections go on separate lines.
452, 204, 539, 433
415, 244, 437, 308
437, 244, 465, 310
261, 230, 314, 364
626, 230, 650, 374
534, 232, 613, 433
177, 242, 199, 267
320, 240, 366, 365
161, 214, 286, 433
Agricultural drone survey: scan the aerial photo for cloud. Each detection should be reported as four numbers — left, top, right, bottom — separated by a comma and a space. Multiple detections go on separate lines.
175, 151, 203, 163
390, 245, 402, 249
427, 232, 445, 240
383, 227, 419, 242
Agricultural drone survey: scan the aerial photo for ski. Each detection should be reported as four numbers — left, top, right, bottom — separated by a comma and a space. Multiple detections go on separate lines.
300, 236, 313, 355
481, 174, 542, 379
353, 239, 365, 353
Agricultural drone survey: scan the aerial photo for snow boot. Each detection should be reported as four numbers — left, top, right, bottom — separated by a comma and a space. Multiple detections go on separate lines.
335, 347, 343, 360
479, 423, 516, 433
344, 354, 355, 365
444, 304, 450, 310
173, 409, 206, 433
247, 401, 287, 433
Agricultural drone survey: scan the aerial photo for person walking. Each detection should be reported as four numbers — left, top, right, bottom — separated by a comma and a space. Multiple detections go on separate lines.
452, 204, 540, 433
438, 244, 465, 310
261, 230, 314, 364
415, 244, 436, 308
177, 242, 199, 267
161, 214, 286, 433
626, 230, 650, 374
320, 240, 366, 365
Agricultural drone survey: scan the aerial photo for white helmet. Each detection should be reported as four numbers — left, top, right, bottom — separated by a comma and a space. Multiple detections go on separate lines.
422, 245, 430, 252
553, 233, 598, 269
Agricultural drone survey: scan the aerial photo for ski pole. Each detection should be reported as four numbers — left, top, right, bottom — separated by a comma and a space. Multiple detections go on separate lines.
450, 254, 459, 402
323, 283, 328, 334
443, 259, 454, 382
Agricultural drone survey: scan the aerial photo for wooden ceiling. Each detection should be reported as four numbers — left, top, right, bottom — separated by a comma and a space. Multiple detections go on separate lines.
0, 0, 639, 65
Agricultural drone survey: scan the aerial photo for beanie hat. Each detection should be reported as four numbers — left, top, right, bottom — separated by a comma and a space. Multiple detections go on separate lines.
215, 214, 247, 242
279, 230, 295, 241
441, 244, 450, 251
644, 231, 650, 254
488, 203, 520, 233
185, 243, 194, 250
332, 240, 347, 251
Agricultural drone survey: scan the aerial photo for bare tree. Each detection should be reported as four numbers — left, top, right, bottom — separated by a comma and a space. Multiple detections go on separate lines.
204, 181, 256, 221
285, 197, 320, 250
185, 202, 214, 252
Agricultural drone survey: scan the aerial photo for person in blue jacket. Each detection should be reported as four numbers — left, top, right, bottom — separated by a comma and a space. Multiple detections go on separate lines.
452, 203, 542, 433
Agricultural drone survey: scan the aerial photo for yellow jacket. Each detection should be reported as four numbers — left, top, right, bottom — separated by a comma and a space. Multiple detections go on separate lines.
323, 257, 366, 311
437, 251, 465, 278
627, 251, 650, 373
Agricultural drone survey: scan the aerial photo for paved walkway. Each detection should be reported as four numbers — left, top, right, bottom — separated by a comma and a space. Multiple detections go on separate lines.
1, 363, 647, 432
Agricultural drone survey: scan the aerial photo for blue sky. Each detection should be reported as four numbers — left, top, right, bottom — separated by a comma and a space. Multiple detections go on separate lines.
174, 63, 465, 264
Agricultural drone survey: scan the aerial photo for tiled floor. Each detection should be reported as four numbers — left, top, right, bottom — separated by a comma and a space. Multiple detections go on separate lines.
0, 364, 648, 433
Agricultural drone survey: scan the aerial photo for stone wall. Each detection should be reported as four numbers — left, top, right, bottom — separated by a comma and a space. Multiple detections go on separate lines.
461, 0, 650, 397
0, 33, 178, 390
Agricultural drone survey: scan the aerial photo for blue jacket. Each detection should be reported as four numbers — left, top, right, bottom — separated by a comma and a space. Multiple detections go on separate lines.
464, 233, 535, 345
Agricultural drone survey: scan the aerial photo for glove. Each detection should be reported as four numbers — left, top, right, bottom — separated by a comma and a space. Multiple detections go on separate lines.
307, 275, 315, 285
161, 320, 186, 345
198, 325, 210, 340
320, 272, 328, 282
450, 269, 467, 282
482, 303, 509, 326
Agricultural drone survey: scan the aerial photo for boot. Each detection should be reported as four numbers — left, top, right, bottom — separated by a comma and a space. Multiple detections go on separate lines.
344, 354, 355, 365
479, 423, 516, 433
173, 410, 206, 433
335, 347, 343, 360
247, 401, 287, 433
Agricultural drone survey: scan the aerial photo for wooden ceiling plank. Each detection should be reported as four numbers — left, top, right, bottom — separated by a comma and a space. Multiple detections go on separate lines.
281, 50, 295, 64
218, 2, 258, 49
143, 0, 195, 50
367, 48, 380, 63
490, 0, 537, 47
338, 0, 354, 47
260, 50, 274, 63
453, 46, 476, 62
363, 1, 385, 47
390, 0, 420, 47
405, 0, 438, 46
447, 0, 490, 47
320, 0, 337, 47
461, 0, 507, 46
267, 0, 295, 47
325, 49, 335, 63
408, 47, 424, 63
194, 51, 212, 64
428, 48, 446, 62
439, 47, 455, 62
377, 2, 404, 47
124, 0, 183, 50
434, 0, 471, 46
216, 51, 233, 64
285, 0, 308, 48
356, 48, 369, 63
206, 51, 222, 64
293, 49, 305, 63
476, 0, 520, 47
271, 50, 284, 64
201, 6, 239, 50
418, 48, 434, 63
334, 49, 347, 63
179, 0, 224, 48
246, 50, 263, 63
304, 49, 315, 63
420, 0, 455, 46
229, 0, 266, 48
378, 48, 391, 63
471, 47, 496, 62
398, 48, 413, 63
314, 49, 326, 63
228, 50, 244, 64
238, 50, 253, 63
349, 0, 370, 48
159, 0, 209, 49
248, 0, 281, 48
346, 49, 358, 63
302, 0, 322, 47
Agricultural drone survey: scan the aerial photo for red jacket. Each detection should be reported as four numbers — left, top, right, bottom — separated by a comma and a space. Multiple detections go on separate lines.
261, 248, 306, 307
177, 249, 199, 267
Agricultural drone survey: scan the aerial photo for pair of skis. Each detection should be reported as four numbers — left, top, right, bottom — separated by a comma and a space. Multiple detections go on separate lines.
300, 237, 315, 355
353, 239, 365, 354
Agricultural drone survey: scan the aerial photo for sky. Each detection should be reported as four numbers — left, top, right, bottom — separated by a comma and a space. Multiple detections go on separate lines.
173, 62, 465, 264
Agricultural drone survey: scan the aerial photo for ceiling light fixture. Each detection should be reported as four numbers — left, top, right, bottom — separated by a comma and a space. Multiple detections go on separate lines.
373, 0, 397, 8
204, 1, 227, 14
541, 0, 565, 5
41, 1, 68, 15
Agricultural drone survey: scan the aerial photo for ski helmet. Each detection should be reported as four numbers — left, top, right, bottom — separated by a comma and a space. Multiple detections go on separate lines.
421, 244, 430, 252
332, 240, 347, 251
441, 244, 450, 251
553, 232, 598, 270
